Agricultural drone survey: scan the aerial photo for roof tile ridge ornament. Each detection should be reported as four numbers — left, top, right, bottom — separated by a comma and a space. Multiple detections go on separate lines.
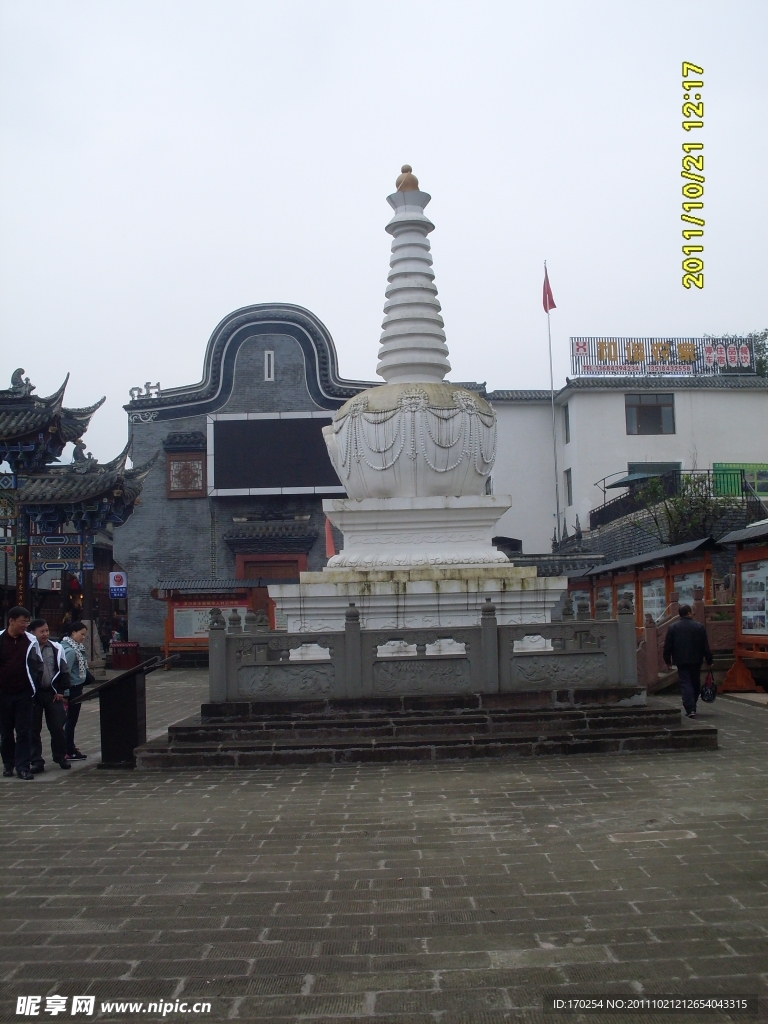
62, 396, 106, 417
2, 368, 36, 398
376, 165, 451, 385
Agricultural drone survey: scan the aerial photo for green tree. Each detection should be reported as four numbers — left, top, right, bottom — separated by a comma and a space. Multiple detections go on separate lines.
631, 475, 745, 546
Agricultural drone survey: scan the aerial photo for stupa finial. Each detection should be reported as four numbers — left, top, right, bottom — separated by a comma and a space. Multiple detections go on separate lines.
396, 164, 419, 191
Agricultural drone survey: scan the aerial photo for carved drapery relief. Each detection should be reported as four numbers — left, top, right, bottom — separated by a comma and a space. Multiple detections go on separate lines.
330, 387, 496, 481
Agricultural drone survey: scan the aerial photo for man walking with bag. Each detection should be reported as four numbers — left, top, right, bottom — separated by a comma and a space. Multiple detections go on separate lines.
663, 603, 714, 719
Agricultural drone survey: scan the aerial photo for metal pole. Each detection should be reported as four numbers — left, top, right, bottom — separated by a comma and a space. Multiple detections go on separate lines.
545, 262, 562, 545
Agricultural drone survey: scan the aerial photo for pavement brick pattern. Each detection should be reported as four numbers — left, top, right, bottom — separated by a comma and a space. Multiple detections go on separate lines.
1, 671, 766, 1023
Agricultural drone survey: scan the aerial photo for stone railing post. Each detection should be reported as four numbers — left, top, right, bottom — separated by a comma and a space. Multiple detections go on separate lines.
617, 595, 638, 687
643, 613, 658, 682
227, 608, 243, 634
208, 608, 227, 703
595, 597, 610, 620
576, 598, 590, 621
481, 598, 499, 692
692, 587, 706, 625
345, 602, 362, 696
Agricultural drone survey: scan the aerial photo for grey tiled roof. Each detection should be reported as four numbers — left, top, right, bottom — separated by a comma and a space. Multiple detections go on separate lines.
487, 390, 553, 401
162, 431, 207, 451
18, 450, 156, 505
563, 376, 768, 390
155, 578, 284, 591
585, 537, 719, 576
487, 377, 768, 403
0, 380, 67, 440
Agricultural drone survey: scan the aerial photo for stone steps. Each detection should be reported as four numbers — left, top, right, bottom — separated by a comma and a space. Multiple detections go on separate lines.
136, 696, 717, 768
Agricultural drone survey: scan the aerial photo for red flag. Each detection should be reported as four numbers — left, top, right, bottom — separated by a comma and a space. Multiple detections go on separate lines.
543, 266, 556, 312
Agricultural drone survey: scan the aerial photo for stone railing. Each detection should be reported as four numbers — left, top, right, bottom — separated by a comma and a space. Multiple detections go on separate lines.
208, 599, 639, 704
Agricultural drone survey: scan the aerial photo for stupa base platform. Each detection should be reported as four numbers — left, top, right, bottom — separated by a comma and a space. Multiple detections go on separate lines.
135, 694, 717, 768
271, 564, 567, 632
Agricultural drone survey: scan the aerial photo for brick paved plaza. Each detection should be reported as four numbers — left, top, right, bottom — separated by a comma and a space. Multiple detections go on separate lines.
1, 671, 767, 1023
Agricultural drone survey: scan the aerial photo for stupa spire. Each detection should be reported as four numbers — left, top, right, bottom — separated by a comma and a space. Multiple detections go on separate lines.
376, 166, 451, 383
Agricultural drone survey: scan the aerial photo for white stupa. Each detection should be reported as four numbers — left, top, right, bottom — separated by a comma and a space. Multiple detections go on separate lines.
270, 167, 566, 630
323, 165, 497, 502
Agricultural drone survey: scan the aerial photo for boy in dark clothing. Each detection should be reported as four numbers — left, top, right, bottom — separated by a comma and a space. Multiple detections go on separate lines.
663, 603, 714, 719
0, 607, 43, 780
29, 619, 71, 773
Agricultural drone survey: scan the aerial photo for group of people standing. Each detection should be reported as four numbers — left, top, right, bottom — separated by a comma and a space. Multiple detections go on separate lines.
0, 606, 90, 780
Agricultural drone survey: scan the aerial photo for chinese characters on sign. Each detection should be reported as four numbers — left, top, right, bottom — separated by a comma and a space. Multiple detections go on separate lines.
570, 337, 755, 377
109, 571, 128, 599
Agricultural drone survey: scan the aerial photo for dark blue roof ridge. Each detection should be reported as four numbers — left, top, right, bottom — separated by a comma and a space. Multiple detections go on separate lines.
125, 303, 376, 417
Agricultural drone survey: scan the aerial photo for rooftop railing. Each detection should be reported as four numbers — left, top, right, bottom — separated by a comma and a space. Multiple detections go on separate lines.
589, 469, 749, 531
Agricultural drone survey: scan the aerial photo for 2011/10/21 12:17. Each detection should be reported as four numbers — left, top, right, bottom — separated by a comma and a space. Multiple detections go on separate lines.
681, 62, 704, 289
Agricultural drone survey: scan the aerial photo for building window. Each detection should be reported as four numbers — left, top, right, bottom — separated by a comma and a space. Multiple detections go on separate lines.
264, 350, 275, 381
625, 393, 675, 435
564, 468, 573, 506
166, 453, 206, 498
563, 403, 570, 444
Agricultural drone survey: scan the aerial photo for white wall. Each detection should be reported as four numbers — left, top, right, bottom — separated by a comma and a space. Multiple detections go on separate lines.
561, 388, 768, 534
491, 401, 558, 552
490, 385, 768, 553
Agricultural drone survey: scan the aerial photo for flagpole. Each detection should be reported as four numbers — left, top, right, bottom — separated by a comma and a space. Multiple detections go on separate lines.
545, 261, 562, 546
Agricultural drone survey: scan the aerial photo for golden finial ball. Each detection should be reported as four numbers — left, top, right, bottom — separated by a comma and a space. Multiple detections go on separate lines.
396, 164, 419, 191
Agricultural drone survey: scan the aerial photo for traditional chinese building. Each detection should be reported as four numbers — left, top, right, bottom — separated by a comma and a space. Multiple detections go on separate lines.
115, 304, 372, 654
0, 369, 152, 633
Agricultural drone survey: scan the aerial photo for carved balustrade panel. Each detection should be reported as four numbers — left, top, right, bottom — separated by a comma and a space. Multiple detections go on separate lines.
372, 657, 472, 696
238, 662, 337, 700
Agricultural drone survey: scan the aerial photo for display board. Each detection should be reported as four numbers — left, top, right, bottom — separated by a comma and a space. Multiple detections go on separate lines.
740, 560, 767, 636
211, 417, 344, 493
641, 578, 667, 622
173, 604, 249, 639
672, 570, 705, 606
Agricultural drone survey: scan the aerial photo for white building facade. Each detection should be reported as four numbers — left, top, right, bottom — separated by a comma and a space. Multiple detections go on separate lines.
489, 376, 768, 553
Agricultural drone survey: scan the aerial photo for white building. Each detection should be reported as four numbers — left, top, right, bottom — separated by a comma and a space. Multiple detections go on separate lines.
489, 376, 768, 553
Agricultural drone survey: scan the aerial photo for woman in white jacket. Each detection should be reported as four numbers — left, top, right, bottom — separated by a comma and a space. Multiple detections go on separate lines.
61, 621, 89, 760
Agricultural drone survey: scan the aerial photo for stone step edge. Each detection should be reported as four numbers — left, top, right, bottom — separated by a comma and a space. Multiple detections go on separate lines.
168, 714, 680, 741
136, 728, 718, 767
142, 723, 716, 754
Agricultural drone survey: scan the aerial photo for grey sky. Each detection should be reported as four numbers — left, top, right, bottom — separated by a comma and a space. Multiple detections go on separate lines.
1, 0, 766, 461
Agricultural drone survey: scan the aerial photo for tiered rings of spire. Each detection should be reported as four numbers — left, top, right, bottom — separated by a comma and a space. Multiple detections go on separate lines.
323, 166, 497, 499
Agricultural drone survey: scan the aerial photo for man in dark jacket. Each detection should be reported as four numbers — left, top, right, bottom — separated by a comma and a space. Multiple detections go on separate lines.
29, 619, 71, 773
0, 607, 43, 780
663, 603, 714, 719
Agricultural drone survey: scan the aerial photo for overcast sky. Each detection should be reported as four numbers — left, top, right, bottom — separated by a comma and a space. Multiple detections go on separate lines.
1, 0, 766, 461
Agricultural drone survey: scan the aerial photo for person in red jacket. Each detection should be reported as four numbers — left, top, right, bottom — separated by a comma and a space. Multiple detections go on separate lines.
0, 607, 44, 780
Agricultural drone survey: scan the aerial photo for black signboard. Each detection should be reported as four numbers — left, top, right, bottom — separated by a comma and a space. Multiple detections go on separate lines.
213, 418, 342, 491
